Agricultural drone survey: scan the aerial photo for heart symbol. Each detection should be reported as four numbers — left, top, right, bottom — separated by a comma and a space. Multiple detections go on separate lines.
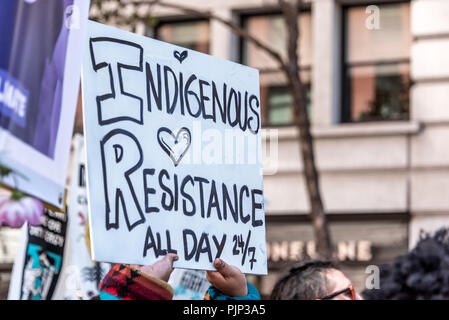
157, 127, 191, 167
173, 50, 188, 64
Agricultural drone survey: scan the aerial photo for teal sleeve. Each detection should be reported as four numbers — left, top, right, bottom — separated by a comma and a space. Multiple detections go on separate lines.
205, 282, 261, 300
99, 291, 121, 300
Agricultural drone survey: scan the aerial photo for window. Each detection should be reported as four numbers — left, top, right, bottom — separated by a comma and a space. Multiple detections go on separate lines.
267, 86, 292, 126
342, 2, 411, 122
154, 19, 210, 54
241, 11, 312, 126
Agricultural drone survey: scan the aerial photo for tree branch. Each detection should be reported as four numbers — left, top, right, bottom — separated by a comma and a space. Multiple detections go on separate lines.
278, 0, 333, 258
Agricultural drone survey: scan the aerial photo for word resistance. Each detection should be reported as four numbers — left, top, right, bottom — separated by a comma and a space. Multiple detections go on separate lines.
101, 130, 264, 232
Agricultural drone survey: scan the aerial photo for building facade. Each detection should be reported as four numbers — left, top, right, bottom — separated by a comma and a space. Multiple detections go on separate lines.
135, 0, 449, 297
1, 0, 449, 299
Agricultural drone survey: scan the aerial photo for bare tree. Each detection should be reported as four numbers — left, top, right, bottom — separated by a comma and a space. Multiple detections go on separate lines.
90, 0, 334, 259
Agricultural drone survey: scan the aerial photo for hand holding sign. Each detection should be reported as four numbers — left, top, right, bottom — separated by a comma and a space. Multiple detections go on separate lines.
131, 253, 179, 282
206, 258, 248, 297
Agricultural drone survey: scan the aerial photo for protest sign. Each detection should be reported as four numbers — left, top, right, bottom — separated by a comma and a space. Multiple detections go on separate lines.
0, 0, 90, 209
82, 21, 267, 274
8, 209, 68, 300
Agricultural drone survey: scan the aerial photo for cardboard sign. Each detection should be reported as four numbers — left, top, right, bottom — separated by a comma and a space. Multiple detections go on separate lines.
0, 0, 90, 209
8, 209, 67, 300
82, 21, 267, 274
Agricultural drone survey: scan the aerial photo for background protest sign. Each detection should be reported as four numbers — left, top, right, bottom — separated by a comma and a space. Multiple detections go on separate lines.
168, 269, 210, 300
82, 21, 267, 274
60, 134, 110, 300
0, 0, 89, 210
8, 209, 68, 300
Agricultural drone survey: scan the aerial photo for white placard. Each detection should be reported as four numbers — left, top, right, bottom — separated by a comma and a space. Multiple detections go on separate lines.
60, 134, 110, 300
82, 21, 267, 274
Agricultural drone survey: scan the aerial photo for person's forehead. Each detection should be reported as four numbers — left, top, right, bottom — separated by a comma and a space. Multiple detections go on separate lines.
325, 268, 352, 288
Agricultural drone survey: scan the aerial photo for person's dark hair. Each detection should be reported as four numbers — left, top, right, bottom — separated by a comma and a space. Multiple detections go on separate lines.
270, 260, 339, 300
362, 227, 449, 300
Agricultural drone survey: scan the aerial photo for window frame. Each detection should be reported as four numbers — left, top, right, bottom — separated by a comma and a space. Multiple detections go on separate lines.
340, 0, 412, 123
238, 8, 312, 128
153, 17, 211, 54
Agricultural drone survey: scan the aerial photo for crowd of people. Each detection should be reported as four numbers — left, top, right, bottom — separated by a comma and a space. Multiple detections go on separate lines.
95, 227, 449, 300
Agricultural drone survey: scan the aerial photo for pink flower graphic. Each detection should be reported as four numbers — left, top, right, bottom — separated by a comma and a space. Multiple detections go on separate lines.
0, 191, 44, 228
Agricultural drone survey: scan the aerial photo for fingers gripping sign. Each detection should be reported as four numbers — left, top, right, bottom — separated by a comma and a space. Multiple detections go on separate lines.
206, 258, 248, 297
131, 253, 179, 282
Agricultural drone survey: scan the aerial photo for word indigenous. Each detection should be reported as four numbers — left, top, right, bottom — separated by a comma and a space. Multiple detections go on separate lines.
89, 38, 261, 134
145, 62, 261, 134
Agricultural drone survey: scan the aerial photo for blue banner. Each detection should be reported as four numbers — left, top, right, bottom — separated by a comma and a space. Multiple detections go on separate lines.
0, 69, 29, 127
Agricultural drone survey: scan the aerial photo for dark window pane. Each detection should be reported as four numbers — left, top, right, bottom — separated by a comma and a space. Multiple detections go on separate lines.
260, 70, 311, 126
156, 20, 210, 54
267, 86, 293, 125
241, 12, 312, 126
346, 63, 410, 122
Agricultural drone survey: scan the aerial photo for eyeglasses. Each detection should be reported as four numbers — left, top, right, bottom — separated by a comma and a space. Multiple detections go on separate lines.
320, 285, 357, 300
